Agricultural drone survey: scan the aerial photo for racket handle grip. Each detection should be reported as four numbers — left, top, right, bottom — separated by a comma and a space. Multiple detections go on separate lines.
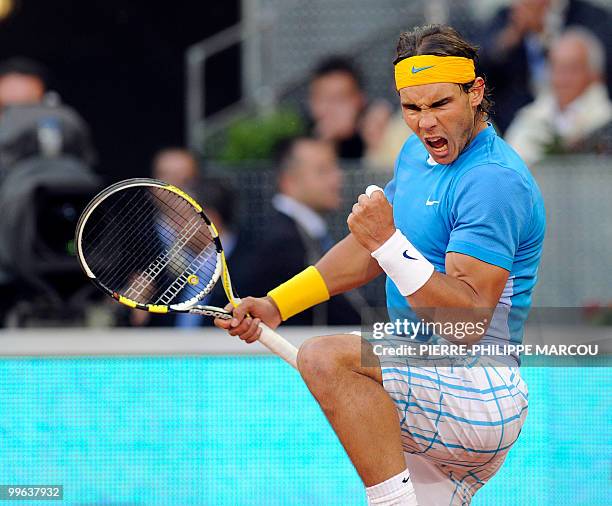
258, 323, 299, 369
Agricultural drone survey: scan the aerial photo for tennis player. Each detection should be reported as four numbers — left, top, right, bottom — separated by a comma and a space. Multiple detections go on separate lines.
216, 25, 545, 505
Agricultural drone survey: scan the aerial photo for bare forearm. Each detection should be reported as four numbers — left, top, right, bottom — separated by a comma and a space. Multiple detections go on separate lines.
316, 233, 383, 296
408, 271, 499, 345
409, 271, 479, 308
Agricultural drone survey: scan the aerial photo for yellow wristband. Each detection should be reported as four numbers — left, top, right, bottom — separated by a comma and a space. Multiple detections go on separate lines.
267, 266, 330, 321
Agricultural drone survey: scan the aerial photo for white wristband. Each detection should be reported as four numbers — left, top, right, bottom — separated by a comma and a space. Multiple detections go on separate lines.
371, 229, 434, 296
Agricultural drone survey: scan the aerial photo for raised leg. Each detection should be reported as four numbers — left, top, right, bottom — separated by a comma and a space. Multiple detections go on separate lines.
297, 333, 406, 486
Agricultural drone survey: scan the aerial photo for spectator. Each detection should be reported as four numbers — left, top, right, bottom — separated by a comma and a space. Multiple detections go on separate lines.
247, 136, 362, 325
128, 147, 201, 326
151, 147, 200, 190
361, 99, 413, 171
0, 59, 99, 325
0, 57, 47, 111
173, 177, 253, 328
0, 57, 96, 170
308, 56, 413, 169
505, 28, 612, 166
308, 56, 366, 159
478, 0, 612, 133
127, 172, 251, 328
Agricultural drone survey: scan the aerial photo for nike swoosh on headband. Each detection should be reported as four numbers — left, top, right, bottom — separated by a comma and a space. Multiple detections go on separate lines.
411, 65, 435, 74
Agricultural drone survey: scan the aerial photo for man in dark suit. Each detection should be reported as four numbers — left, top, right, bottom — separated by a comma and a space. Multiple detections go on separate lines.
119, 172, 253, 328
247, 136, 363, 325
477, 0, 612, 134
172, 177, 253, 327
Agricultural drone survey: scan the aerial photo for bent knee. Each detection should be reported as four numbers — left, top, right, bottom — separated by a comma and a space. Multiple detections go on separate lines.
297, 334, 362, 384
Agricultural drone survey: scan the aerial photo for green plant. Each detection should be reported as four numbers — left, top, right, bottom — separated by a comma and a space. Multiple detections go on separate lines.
217, 108, 305, 165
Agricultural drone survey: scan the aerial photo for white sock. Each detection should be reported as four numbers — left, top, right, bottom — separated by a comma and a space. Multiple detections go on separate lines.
365, 469, 419, 506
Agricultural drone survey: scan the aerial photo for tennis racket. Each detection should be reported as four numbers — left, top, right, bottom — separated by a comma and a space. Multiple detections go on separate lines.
75, 177, 298, 368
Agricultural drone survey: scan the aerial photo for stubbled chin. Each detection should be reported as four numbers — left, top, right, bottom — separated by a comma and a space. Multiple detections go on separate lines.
427, 146, 453, 164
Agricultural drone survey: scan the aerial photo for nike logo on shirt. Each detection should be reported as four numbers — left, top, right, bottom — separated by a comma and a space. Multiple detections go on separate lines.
426, 199, 440, 206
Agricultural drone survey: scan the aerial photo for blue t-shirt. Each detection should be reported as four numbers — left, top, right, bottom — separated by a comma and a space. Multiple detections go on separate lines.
384, 125, 546, 364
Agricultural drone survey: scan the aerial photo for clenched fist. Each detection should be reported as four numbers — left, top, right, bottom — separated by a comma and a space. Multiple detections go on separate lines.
347, 188, 396, 252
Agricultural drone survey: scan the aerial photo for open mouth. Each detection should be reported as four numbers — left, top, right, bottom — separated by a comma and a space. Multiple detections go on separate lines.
425, 136, 449, 155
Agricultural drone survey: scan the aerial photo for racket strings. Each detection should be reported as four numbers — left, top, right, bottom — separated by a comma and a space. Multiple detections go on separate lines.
150, 205, 216, 278
121, 227, 215, 303
90, 197, 165, 281
84, 190, 153, 263
83, 187, 143, 242
125, 214, 205, 301
82, 186, 218, 305
96, 223, 164, 285
98, 203, 208, 285
155, 242, 218, 305
102, 218, 212, 303
89, 195, 174, 286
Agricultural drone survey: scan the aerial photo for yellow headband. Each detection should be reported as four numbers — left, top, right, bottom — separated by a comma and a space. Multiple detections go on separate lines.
394, 55, 475, 90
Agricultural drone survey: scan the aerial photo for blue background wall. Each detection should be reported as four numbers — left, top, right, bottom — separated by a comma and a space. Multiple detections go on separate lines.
0, 357, 610, 505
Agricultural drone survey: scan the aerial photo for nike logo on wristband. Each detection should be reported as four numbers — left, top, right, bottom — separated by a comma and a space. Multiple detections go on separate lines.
402, 476, 410, 483
403, 250, 418, 260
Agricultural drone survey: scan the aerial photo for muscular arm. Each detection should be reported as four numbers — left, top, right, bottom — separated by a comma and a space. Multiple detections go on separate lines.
316, 229, 508, 344
315, 233, 383, 295
218, 208, 506, 346
216, 233, 382, 338
348, 189, 510, 345
408, 252, 509, 345
410, 252, 508, 308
